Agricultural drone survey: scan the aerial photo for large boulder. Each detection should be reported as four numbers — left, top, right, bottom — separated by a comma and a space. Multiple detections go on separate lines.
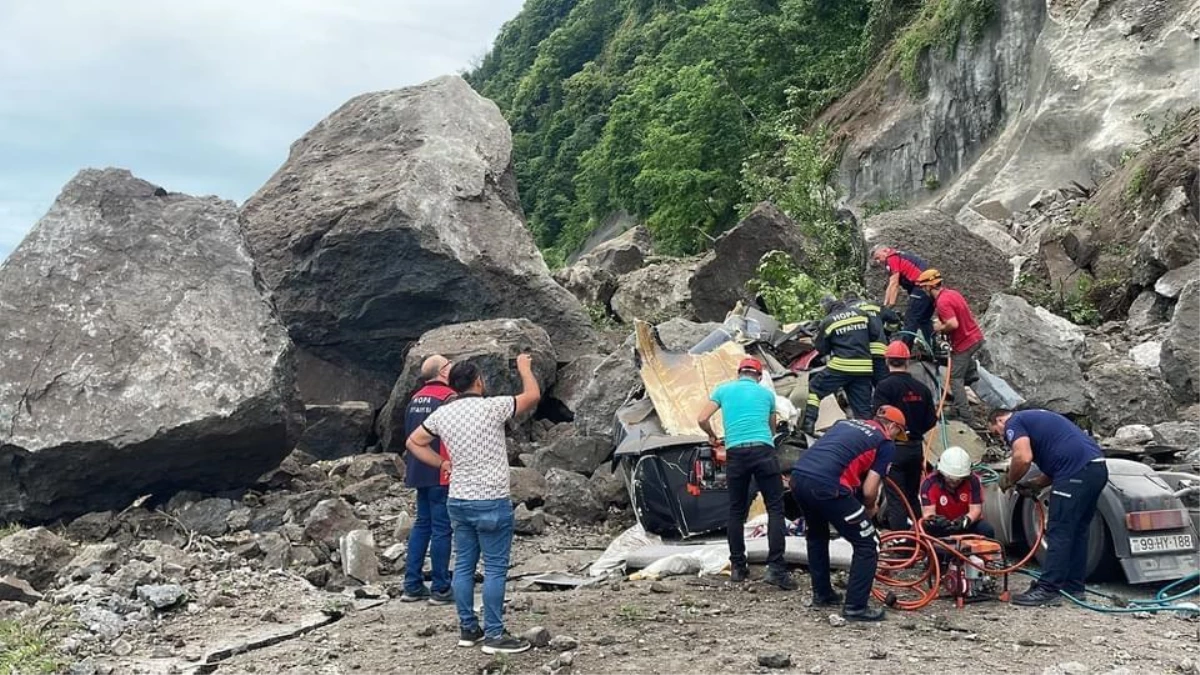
611, 259, 698, 324
0, 527, 73, 590
863, 208, 1010, 312
1084, 361, 1175, 436
239, 75, 596, 401
529, 436, 612, 477
1161, 280, 1200, 402
979, 294, 1088, 416
376, 319, 557, 453
1133, 186, 1200, 288
553, 225, 653, 309
547, 355, 606, 418
654, 318, 724, 352
543, 469, 606, 524
689, 203, 813, 322
572, 347, 640, 441
296, 402, 375, 461
0, 169, 299, 523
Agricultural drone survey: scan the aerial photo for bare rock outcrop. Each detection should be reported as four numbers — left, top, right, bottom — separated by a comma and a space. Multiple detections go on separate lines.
240, 75, 595, 402
0, 169, 299, 523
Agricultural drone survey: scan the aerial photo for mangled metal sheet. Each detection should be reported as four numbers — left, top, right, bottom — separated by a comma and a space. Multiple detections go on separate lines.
634, 320, 745, 436
924, 419, 989, 466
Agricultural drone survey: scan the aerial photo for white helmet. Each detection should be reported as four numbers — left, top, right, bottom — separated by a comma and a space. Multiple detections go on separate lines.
938, 446, 972, 479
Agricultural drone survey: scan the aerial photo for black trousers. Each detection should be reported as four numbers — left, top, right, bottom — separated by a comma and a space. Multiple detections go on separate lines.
726, 444, 787, 571
791, 474, 879, 611
902, 289, 935, 348
1039, 461, 1108, 594
883, 442, 924, 530
803, 370, 873, 428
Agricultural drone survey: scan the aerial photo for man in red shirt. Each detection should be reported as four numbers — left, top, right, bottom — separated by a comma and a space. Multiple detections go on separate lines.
871, 246, 934, 349
917, 269, 985, 423
919, 446, 995, 538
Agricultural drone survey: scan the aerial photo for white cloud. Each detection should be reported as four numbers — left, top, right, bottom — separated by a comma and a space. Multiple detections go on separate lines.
0, 0, 523, 257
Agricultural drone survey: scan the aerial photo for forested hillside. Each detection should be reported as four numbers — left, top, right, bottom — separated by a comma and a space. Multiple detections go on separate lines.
467, 0, 994, 264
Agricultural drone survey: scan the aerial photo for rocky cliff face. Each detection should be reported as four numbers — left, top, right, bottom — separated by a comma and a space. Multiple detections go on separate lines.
0, 169, 300, 522
240, 75, 596, 403
824, 0, 1199, 243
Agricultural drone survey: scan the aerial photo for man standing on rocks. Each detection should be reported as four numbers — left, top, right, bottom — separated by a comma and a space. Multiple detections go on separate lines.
872, 245, 935, 348
989, 408, 1107, 607
790, 406, 905, 621
917, 269, 985, 424
696, 357, 797, 591
871, 341, 937, 530
406, 355, 541, 654
400, 355, 455, 605
801, 296, 877, 435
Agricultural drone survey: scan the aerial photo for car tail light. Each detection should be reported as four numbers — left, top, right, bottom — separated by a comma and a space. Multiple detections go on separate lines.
1125, 509, 1186, 531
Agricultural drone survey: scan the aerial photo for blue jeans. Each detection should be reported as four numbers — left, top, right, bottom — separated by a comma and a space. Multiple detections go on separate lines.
448, 498, 514, 638
405, 485, 451, 595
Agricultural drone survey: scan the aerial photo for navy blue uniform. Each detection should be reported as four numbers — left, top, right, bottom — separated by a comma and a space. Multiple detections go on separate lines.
1003, 410, 1108, 595
848, 300, 888, 383
803, 303, 877, 430
402, 381, 456, 596
791, 420, 895, 611
883, 250, 934, 348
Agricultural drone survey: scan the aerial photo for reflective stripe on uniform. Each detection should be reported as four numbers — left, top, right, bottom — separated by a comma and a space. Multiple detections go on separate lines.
828, 356, 873, 373
827, 316, 868, 333
869, 342, 886, 356
844, 506, 865, 521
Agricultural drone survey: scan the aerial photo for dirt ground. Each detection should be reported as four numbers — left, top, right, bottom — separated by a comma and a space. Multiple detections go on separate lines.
88, 524, 1199, 675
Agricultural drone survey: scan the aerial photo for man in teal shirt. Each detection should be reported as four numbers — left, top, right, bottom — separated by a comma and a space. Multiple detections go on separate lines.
697, 358, 797, 590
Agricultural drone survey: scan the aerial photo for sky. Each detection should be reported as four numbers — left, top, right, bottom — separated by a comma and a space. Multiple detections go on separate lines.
0, 0, 526, 259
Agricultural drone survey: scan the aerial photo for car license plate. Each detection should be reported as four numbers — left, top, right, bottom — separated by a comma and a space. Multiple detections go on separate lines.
1129, 534, 1195, 554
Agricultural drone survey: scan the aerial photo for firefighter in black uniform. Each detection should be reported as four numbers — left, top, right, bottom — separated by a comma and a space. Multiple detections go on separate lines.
871, 340, 938, 530
844, 292, 888, 383
801, 296, 879, 435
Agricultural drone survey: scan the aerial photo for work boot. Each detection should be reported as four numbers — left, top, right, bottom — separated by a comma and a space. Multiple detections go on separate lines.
730, 565, 750, 582
810, 590, 843, 607
763, 568, 798, 591
1011, 585, 1062, 607
842, 605, 886, 622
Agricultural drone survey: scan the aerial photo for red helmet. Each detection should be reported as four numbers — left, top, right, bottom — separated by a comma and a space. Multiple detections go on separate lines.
737, 357, 763, 375
884, 341, 911, 360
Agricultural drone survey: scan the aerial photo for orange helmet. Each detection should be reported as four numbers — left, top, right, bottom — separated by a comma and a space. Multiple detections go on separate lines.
875, 405, 907, 432
884, 341, 911, 360
916, 268, 943, 287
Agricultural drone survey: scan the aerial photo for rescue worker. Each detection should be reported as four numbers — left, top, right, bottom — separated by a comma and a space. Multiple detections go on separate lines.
919, 446, 995, 538
800, 296, 878, 435
917, 269, 985, 423
871, 245, 934, 348
697, 358, 797, 590
790, 406, 906, 621
988, 408, 1108, 606
871, 340, 937, 530
843, 291, 887, 383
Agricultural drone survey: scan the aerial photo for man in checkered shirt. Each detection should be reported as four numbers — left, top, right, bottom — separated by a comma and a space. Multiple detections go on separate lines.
407, 354, 541, 655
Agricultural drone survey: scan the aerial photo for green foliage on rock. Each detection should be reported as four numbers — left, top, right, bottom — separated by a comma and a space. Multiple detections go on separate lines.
468, 0, 938, 261
748, 251, 831, 324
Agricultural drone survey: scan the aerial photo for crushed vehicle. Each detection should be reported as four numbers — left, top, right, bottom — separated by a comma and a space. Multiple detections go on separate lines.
611, 304, 1200, 585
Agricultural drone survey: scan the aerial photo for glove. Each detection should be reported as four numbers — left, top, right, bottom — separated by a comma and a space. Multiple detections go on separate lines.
925, 515, 951, 532
954, 516, 972, 532
1015, 482, 1040, 499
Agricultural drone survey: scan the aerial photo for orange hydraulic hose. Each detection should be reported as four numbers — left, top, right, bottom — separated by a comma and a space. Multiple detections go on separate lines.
871, 476, 1047, 610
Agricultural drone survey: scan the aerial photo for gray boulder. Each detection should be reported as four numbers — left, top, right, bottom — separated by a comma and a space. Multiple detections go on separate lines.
578, 225, 653, 276
296, 402, 375, 461
690, 202, 813, 322
513, 504, 547, 536
137, 584, 186, 610
1152, 421, 1200, 450
239, 75, 595, 402
980, 294, 1088, 415
339, 529, 380, 584
303, 498, 365, 549
1154, 259, 1200, 299
547, 355, 606, 418
376, 318, 557, 453
863, 208, 1010, 312
1126, 290, 1170, 333
509, 467, 548, 508
529, 436, 612, 477
0, 527, 72, 590
1084, 361, 1175, 436
64, 511, 117, 543
543, 469, 606, 524
590, 463, 630, 509
1161, 280, 1200, 402
553, 262, 619, 308
611, 259, 698, 324
1133, 186, 1200, 287
176, 498, 236, 538
654, 318, 724, 352
572, 347, 639, 441
0, 169, 299, 523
